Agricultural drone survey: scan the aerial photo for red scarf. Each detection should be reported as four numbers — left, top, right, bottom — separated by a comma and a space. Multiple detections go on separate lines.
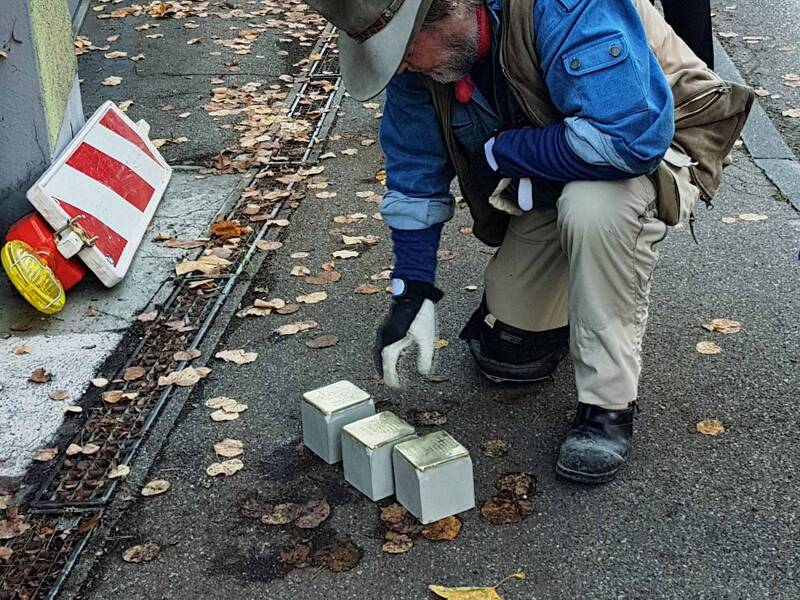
454, 4, 491, 103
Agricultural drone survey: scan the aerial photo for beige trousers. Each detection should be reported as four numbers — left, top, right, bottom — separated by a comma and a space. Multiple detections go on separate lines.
484, 175, 676, 410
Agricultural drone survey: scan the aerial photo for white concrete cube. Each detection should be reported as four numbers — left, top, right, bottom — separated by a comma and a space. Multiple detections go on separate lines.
341, 412, 417, 501
302, 381, 374, 464
392, 431, 475, 524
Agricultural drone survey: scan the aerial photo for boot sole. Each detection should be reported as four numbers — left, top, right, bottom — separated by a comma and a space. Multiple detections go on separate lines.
555, 461, 622, 484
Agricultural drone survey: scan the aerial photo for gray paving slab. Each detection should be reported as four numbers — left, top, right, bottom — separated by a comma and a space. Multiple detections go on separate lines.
0, 170, 242, 482
72, 95, 800, 600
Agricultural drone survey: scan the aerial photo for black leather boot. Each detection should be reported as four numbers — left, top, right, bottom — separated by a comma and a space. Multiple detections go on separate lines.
459, 297, 569, 383
556, 402, 638, 484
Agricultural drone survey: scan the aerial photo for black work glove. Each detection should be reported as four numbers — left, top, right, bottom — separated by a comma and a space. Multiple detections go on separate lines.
373, 279, 444, 388
467, 135, 504, 203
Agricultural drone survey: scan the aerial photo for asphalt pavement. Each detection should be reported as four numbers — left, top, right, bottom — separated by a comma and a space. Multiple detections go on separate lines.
68, 84, 800, 599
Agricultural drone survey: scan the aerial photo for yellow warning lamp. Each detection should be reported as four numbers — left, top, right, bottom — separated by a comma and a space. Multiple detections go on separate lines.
2, 240, 66, 314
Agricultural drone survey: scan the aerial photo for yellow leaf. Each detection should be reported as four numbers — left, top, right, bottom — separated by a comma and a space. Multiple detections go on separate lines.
696, 419, 725, 436
429, 573, 526, 600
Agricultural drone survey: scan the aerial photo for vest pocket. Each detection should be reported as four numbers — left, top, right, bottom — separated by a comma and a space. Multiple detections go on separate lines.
562, 32, 648, 123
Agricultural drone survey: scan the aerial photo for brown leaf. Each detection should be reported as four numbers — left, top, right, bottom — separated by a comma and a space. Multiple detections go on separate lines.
11, 344, 31, 355
305, 335, 338, 349
48, 390, 69, 401
214, 438, 244, 458
28, 368, 52, 384
290, 265, 311, 277
122, 542, 160, 563
279, 542, 311, 568
416, 411, 447, 426
306, 270, 341, 285
82, 443, 100, 455
66, 443, 83, 456
206, 458, 244, 477
211, 220, 244, 239
480, 496, 533, 525
701, 319, 741, 334
108, 465, 130, 479
123, 366, 146, 381
261, 503, 301, 526
157, 366, 211, 387
382, 531, 413, 554
296, 291, 328, 304
173, 348, 202, 361
354, 283, 383, 295
429, 573, 527, 599
215, 349, 258, 364
275, 320, 318, 336
137, 311, 159, 323
481, 439, 510, 458
276, 303, 301, 315
0, 547, 12, 562
696, 419, 725, 436
421, 516, 462, 541
295, 498, 331, 529
256, 240, 283, 252
102, 75, 122, 86
696, 341, 722, 355
0, 514, 29, 540
496, 473, 534, 499
379, 503, 422, 535
32, 447, 58, 462
332, 250, 359, 259
313, 536, 361, 572
91, 377, 109, 388
141, 480, 170, 497
165, 239, 206, 249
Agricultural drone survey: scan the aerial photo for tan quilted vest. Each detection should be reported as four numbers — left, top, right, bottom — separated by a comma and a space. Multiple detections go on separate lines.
425, 0, 754, 246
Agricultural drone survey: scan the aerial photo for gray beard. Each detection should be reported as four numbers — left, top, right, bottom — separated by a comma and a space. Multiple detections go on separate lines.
425, 29, 479, 84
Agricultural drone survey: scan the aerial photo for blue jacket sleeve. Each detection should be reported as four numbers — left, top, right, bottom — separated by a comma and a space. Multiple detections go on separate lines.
379, 71, 456, 230
379, 72, 457, 284
493, 0, 674, 180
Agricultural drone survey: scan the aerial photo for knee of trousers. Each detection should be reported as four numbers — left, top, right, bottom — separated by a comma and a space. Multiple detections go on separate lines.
556, 180, 653, 248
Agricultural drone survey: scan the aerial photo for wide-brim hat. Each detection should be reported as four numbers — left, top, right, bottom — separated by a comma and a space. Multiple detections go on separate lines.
307, 0, 435, 101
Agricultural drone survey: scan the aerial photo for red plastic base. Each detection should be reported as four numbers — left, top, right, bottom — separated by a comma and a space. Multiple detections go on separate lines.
5, 212, 87, 291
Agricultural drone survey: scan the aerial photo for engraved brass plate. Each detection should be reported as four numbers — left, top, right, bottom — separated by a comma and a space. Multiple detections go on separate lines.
394, 431, 469, 471
303, 380, 371, 415
343, 411, 415, 449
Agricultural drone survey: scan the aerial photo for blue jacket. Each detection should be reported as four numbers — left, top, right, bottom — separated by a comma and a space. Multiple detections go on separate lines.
380, 0, 674, 283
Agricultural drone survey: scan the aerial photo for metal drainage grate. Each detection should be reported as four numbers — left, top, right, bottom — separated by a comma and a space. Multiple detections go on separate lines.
2, 25, 346, 600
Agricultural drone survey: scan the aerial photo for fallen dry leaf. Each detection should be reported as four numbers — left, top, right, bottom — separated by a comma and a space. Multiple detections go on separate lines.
141, 480, 170, 497
64, 406, 83, 415
421, 516, 462, 541
211, 220, 244, 239
214, 438, 244, 458
295, 498, 331, 529
382, 530, 413, 554
123, 366, 146, 381
207, 458, 244, 477
102, 75, 123, 86
277, 304, 301, 315
262, 503, 301, 525
332, 250, 359, 259
696, 419, 725, 436
122, 542, 160, 563
696, 341, 722, 355
279, 542, 311, 568
91, 377, 109, 388
275, 320, 318, 336
215, 349, 258, 365
11, 344, 31, 355
702, 319, 741, 334
206, 396, 247, 413
66, 444, 83, 456
429, 573, 527, 600
354, 283, 383, 295
290, 251, 310, 259
32, 447, 58, 462
782, 108, 800, 118
291, 265, 311, 277
313, 535, 361, 572
108, 465, 131, 479
210, 410, 240, 422
157, 366, 211, 387
0, 547, 12, 562
0, 514, 30, 540
737, 213, 768, 222
297, 291, 327, 304
379, 503, 422, 535
306, 270, 341, 285
137, 310, 159, 322
416, 411, 447, 426
173, 348, 202, 361
481, 439, 511, 458
48, 390, 69, 401
256, 240, 283, 252
305, 334, 338, 349
28, 368, 52, 384
82, 443, 100, 455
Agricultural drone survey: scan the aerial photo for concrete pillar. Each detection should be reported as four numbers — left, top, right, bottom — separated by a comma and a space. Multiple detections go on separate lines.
0, 0, 85, 235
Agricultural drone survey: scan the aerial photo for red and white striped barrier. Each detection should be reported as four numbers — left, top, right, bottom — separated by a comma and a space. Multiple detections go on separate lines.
27, 101, 172, 287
